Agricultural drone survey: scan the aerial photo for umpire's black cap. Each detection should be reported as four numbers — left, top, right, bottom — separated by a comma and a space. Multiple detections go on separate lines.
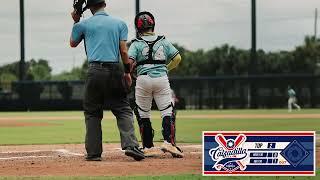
86, 0, 105, 7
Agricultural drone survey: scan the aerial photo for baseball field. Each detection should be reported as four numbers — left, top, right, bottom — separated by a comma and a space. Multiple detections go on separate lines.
0, 109, 319, 179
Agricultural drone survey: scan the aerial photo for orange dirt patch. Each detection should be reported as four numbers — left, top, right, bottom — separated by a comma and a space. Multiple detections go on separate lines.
0, 121, 55, 127
0, 144, 201, 176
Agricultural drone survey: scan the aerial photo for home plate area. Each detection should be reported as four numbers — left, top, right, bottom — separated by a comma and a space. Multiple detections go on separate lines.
0, 144, 202, 176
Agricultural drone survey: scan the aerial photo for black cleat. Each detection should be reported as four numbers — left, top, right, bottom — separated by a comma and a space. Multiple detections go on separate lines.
125, 146, 145, 161
85, 155, 102, 161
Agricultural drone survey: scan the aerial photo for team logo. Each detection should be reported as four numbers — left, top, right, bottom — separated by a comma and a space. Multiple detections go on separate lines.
209, 134, 247, 172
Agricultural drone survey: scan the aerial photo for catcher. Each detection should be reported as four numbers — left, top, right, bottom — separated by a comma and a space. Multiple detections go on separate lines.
128, 11, 183, 158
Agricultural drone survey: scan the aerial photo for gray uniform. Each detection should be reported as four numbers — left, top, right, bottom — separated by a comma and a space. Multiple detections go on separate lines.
287, 88, 301, 112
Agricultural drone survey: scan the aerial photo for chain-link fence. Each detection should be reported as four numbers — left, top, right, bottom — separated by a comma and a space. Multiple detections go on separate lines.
0, 74, 319, 111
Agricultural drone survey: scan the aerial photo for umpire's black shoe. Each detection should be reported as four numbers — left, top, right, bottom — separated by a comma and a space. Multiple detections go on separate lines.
124, 146, 145, 161
85, 155, 102, 161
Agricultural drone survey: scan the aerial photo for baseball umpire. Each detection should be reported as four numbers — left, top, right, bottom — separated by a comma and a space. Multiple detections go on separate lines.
70, 0, 144, 161
129, 11, 183, 158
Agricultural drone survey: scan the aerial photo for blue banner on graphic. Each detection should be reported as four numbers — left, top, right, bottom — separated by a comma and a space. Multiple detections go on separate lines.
202, 131, 315, 176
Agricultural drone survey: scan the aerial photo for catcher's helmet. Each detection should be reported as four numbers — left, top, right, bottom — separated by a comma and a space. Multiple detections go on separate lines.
86, 0, 105, 7
134, 11, 155, 33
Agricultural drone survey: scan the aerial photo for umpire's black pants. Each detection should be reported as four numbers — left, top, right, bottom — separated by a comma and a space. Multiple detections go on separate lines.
83, 63, 139, 157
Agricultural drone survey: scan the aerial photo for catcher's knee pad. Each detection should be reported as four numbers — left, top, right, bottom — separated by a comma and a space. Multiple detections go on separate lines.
139, 118, 154, 148
162, 116, 176, 145
160, 102, 173, 118
137, 105, 151, 119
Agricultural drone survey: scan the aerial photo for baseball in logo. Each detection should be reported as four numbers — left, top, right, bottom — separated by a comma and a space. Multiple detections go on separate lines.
209, 134, 247, 172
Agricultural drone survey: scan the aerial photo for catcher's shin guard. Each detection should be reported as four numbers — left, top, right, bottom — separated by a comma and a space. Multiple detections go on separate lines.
134, 104, 154, 148
140, 118, 154, 148
162, 116, 176, 145
161, 114, 183, 158
172, 103, 177, 123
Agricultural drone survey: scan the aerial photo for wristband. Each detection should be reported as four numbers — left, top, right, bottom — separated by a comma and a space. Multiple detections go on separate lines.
124, 63, 131, 73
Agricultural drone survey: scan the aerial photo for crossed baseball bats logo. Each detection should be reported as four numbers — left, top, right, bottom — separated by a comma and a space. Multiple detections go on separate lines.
209, 134, 247, 171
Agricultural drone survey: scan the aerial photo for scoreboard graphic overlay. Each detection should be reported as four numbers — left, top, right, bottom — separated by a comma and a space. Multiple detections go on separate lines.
203, 131, 315, 176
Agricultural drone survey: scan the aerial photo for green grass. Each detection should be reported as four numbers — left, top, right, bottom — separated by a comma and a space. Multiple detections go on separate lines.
177, 109, 320, 115
0, 109, 319, 179
0, 109, 319, 145
0, 109, 318, 117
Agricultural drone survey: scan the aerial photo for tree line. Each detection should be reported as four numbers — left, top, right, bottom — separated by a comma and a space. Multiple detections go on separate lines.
0, 36, 319, 84
172, 36, 320, 76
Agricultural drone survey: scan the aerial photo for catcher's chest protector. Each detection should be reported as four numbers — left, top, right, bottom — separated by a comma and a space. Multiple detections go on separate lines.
134, 36, 166, 66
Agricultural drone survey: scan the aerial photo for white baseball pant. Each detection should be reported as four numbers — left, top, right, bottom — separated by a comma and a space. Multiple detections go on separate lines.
135, 75, 173, 118
288, 97, 301, 112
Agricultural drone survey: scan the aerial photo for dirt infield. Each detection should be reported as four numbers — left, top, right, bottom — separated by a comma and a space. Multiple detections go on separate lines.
0, 144, 201, 176
0, 144, 318, 177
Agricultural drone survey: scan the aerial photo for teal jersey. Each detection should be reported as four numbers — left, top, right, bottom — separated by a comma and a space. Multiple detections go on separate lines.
128, 35, 179, 78
288, 89, 296, 97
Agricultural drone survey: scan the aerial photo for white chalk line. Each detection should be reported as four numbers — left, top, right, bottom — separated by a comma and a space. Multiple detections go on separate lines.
114, 145, 201, 150
181, 145, 202, 149
0, 149, 83, 156
0, 150, 45, 154
0, 145, 202, 160
0, 149, 84, 160
55, 149, 83, 156
0, 156, 52, 160
190, 152, 202, 154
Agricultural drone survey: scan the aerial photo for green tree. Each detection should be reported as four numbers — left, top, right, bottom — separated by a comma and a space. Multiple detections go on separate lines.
0, 62, 20, 77
0, 59, 52, 82
27, 59, 52, 80
52, 60, 88, 81
1, 35, 319, 82
291, 36, 320, 74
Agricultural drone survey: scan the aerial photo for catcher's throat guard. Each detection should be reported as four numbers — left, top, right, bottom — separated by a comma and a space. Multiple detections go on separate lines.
73, 0, 88, 16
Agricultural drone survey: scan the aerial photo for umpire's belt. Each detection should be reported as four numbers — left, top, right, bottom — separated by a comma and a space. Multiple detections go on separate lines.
89, 61, 118, 68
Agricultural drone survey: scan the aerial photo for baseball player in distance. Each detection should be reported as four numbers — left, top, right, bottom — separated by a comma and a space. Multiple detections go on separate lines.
128, 11, 183, 158
287, 86, 301, 112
